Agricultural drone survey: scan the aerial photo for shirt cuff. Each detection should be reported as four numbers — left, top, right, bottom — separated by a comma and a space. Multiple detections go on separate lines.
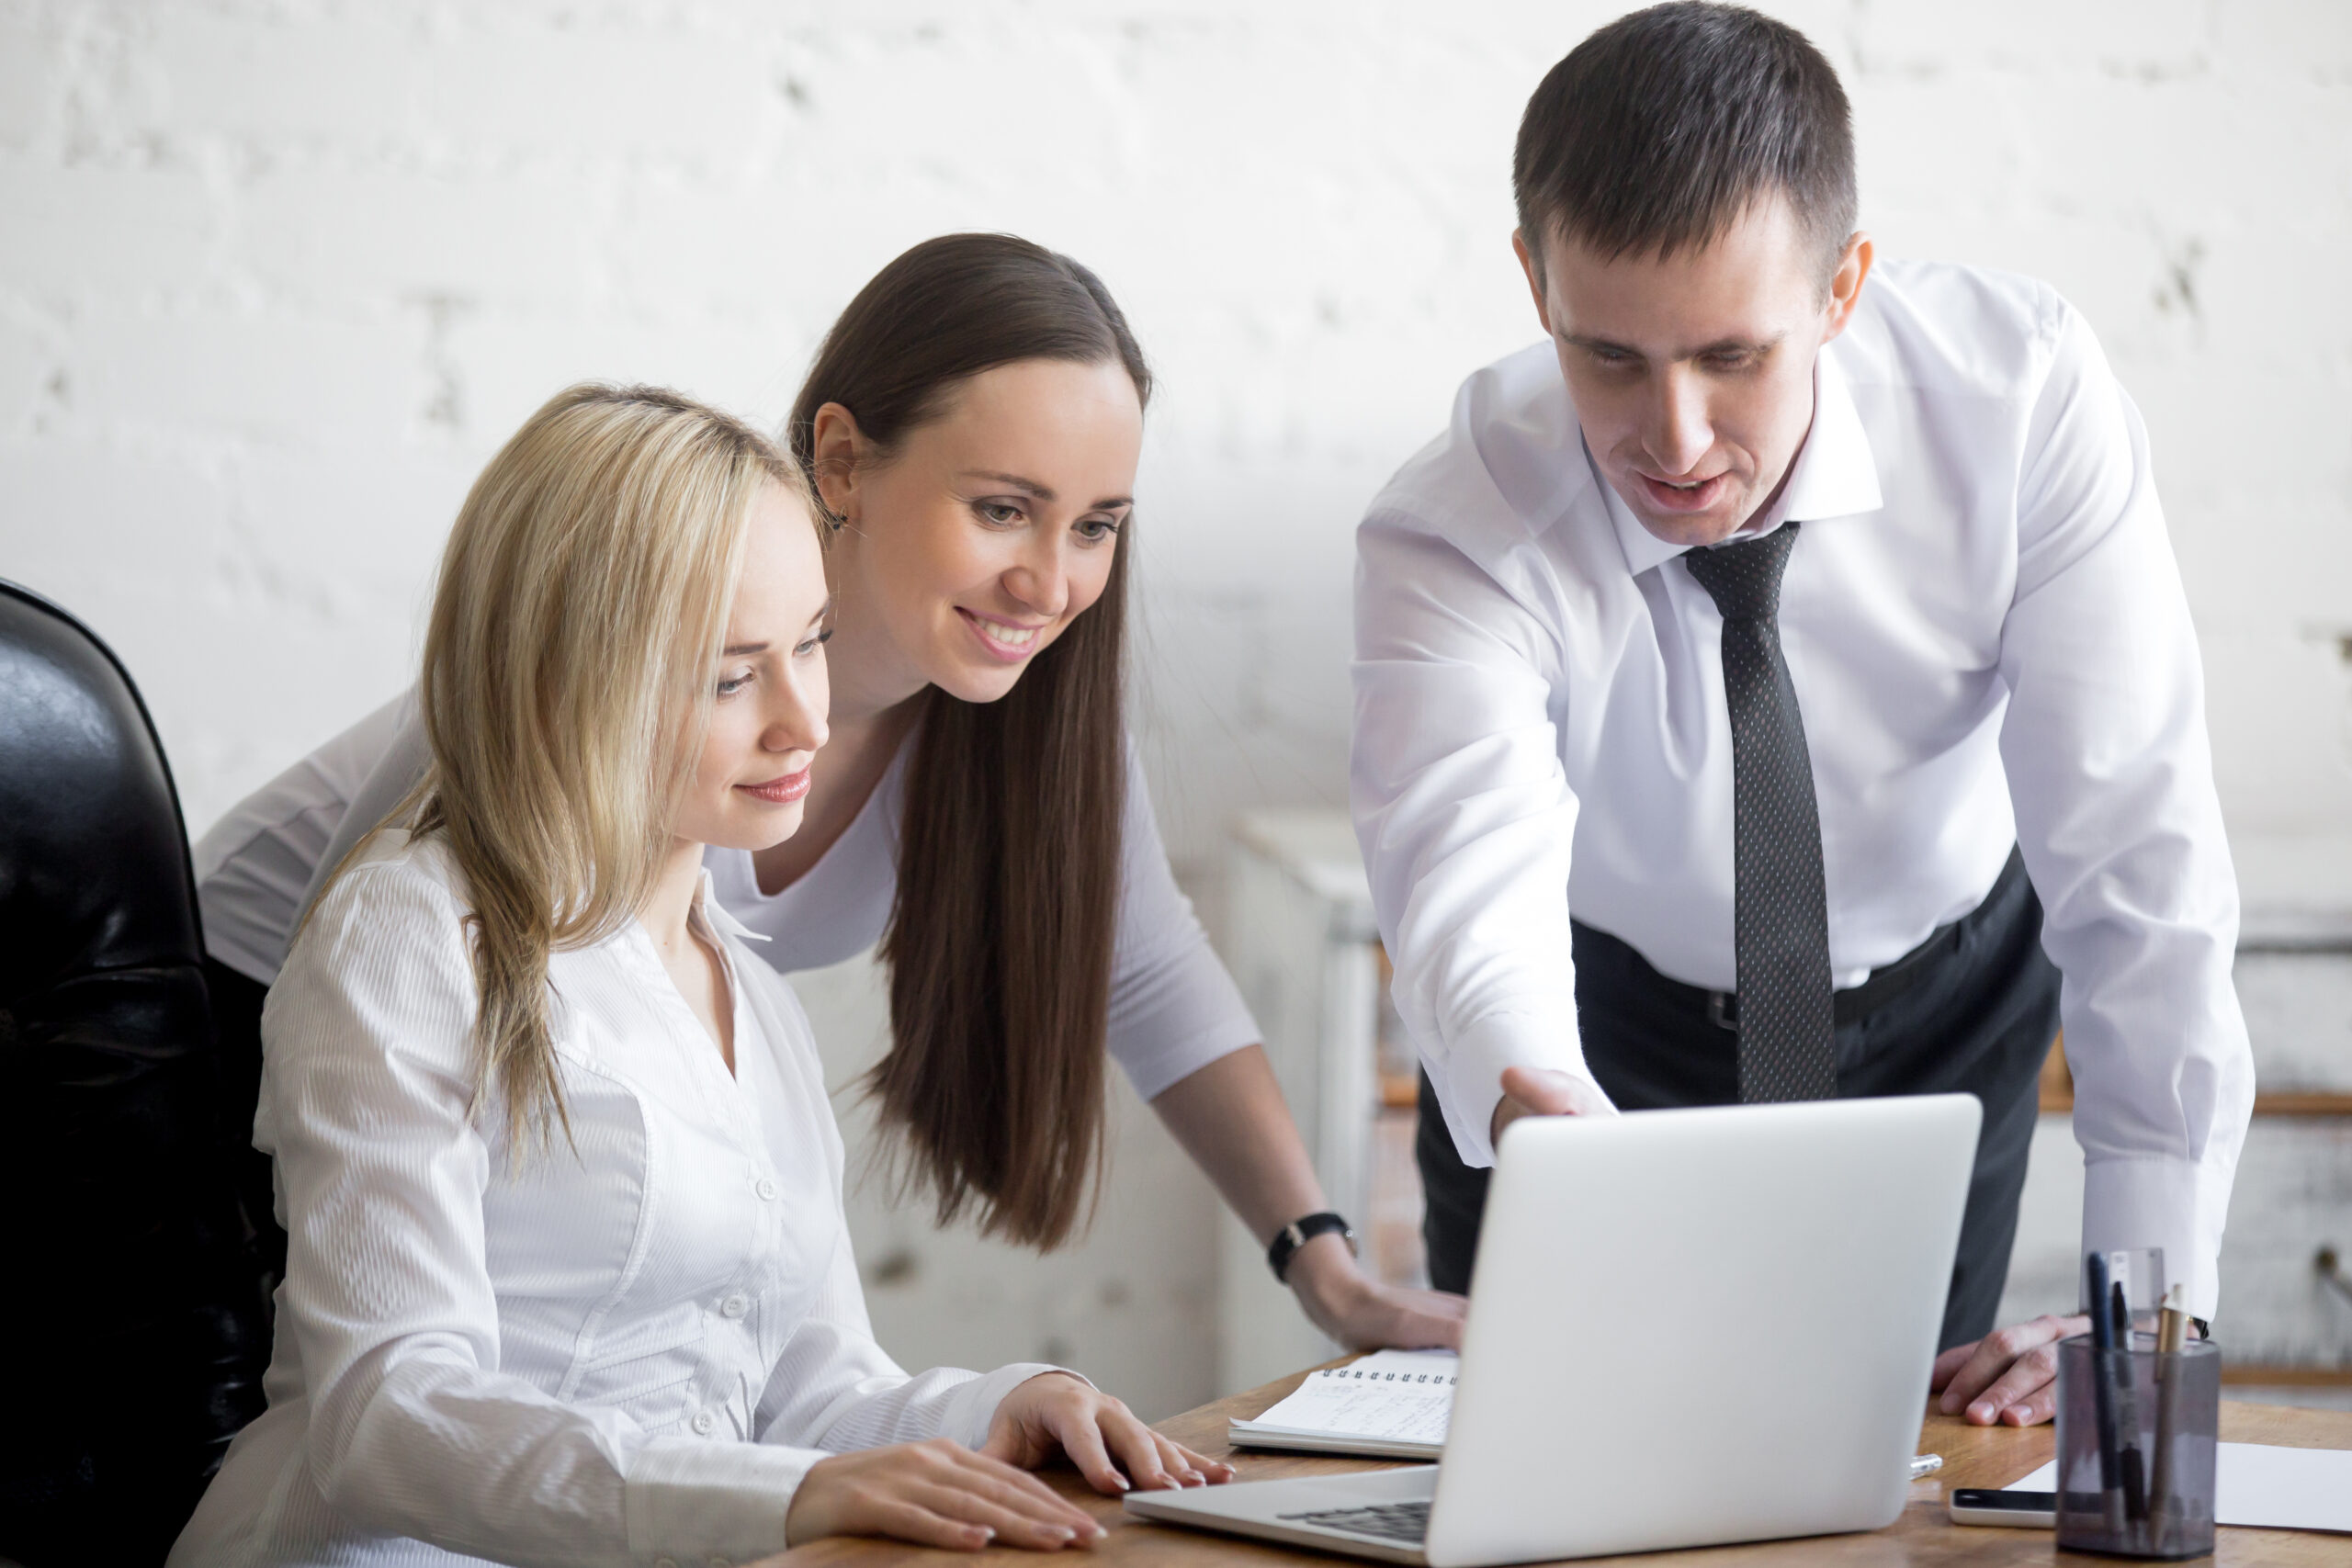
2081, 1154, 2231, 1321
938, 1363, 1091, 1450
623, 1436, 811, 1567
1430, 1012, 1603, 1169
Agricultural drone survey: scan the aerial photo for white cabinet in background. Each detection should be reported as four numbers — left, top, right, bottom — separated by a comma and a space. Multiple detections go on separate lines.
1217, 811, 1383, 1395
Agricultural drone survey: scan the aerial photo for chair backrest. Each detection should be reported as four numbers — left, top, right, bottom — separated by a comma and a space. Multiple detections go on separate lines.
0, 579, 270, 1566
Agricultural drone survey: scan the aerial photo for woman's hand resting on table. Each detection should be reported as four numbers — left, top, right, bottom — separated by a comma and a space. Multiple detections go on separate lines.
783, 1372, 1232, 1551
984, 1371, 1235, 1495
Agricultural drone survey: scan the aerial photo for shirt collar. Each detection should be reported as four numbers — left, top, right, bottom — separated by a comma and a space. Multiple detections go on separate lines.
1598, 341, 1883, 578
695, 866, 770, 944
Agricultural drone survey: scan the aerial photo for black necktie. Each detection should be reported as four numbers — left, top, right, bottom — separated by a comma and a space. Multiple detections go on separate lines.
1682, 522, 1837, 1102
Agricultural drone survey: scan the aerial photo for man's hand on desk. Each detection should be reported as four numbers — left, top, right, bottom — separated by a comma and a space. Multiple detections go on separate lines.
1489, 1065, 1618, 1148
1287, 1231, 1468, 1349
1930, 1313, 2092, 1427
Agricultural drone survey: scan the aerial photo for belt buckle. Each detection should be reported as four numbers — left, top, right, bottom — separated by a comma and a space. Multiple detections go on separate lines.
1708, 990, 1738, 1032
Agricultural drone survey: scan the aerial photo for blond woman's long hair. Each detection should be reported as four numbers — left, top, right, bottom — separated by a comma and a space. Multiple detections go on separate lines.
334, 383, 803, 1150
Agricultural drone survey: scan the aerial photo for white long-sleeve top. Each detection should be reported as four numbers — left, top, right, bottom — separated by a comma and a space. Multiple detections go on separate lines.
170, 831, 1062, 1568
196, 707, 1257, 1105
1351, 258, 2255, 1316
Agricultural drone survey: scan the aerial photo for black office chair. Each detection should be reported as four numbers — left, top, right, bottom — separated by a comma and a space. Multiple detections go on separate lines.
0, 580, 271, 1566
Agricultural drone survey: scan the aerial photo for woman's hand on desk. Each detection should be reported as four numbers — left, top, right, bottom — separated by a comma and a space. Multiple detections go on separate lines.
984, 1371, 1236, 1495
785, 1437, 1106, 1551
1287, 1232, 1469, 1349
1930, 1312, 2092, 1427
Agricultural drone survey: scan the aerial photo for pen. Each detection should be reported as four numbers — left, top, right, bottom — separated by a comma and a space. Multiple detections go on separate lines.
2086, 1251, 2124, 1533
2149, 1282, 2189, 1529
2109, 1277, 2148, 1523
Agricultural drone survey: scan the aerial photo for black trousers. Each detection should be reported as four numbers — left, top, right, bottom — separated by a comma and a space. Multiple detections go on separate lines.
1416, 849, 2060, 1352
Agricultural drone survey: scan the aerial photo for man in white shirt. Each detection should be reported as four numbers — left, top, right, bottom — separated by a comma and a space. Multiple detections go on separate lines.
1351, 2, 2253, 1427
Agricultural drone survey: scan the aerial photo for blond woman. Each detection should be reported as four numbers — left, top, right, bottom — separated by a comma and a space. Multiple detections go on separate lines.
171, 385, 1226, 1568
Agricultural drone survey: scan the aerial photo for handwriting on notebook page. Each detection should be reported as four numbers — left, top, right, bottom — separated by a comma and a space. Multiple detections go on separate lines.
1249, 1350, 1459, 1444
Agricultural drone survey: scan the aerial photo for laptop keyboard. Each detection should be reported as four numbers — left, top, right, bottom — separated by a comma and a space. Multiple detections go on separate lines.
1280, 1501, 1431, 1544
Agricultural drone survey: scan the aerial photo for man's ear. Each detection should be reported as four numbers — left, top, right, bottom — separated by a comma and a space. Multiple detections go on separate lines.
1820, 231, 1875, 344
1511, 229, 1555, 336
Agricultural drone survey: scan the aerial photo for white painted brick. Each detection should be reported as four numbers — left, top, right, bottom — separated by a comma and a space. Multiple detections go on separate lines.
418, 21, 772, 163
138, 9, 421, 143
442, 310, 795, 446
2216, 0, 2352, 75
0, 13, 59, 146
72, 308, 424, 445
0, 158, 217, 296
2201, 632, 2352, 837
0, 312, 59, 432
239, 164, 596, 307
231, 446, 477, 609
1855, 0, 2210, 75
604, 173, 818, 316
0, 437, 235, 620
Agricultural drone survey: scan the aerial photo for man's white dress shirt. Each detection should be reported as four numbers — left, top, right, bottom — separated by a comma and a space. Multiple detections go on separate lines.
1351, 258, 2255, 1315
171, 832, 1064, 1568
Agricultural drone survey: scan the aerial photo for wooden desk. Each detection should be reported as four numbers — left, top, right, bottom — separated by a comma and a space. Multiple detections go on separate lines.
763, 1366, 2352, 1566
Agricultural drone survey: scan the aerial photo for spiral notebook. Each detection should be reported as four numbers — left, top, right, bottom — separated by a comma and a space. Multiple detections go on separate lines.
1226, 1349, 1460, 1459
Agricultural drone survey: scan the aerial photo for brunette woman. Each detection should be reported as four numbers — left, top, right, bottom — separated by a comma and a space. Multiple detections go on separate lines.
197, 235, 1462, 1348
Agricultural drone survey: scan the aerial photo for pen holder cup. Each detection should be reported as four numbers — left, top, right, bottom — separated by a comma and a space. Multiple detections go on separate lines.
2055, 1335, 2220, 1559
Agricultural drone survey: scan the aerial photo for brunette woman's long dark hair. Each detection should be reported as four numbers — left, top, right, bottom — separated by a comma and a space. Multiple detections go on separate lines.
788, 233, 1148, 1249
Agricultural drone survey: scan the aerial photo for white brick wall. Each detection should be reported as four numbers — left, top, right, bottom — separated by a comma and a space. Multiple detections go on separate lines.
5, 0, 2348, 1418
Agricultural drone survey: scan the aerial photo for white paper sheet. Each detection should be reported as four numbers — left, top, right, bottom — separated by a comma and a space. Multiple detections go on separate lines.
2004, 1443, 2352, 1533
1239, 1349, 1460, 1446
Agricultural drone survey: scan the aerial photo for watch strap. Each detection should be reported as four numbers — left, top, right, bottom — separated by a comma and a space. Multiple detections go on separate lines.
1267, 1211, 1356, 1284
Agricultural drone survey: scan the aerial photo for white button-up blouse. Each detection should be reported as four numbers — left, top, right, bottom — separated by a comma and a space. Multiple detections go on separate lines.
170, 831, 1060, 1568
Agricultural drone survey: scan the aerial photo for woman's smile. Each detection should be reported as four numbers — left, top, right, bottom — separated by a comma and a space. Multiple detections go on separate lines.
735, 767, 812, 805
957, 606, 1050, 663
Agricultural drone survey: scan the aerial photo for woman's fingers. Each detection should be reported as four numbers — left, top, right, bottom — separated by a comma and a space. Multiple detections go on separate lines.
1049, 1402, 1136, 1495
906, 1478, 1094, 1550
868, 1497, 998, 1553
1161, 1434, 1234, 1484
946, 1446, 1102, 1531
1102, 1406, 1188, 1490
1149, 1430, 1220, 1485
788, 1438, 1106, 1551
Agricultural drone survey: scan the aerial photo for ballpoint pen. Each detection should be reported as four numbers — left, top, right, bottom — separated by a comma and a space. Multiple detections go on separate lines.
2109, 1277, 2148, 1524
2149, 1282, 2190, 1529
2086, 1251, 2125, 1534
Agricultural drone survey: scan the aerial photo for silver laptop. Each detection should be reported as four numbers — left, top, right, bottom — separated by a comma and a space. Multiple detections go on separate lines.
1125, 1095, 1979, 1566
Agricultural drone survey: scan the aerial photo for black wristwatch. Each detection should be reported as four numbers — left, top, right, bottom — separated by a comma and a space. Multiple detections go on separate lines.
1268, 1212, 1357, 1284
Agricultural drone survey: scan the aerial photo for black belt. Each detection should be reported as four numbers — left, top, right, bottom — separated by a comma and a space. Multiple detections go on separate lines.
1701, 847, 2028, 1032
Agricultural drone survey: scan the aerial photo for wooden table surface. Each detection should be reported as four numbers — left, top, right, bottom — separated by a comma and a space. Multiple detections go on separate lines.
761, 1363, 2352, 1567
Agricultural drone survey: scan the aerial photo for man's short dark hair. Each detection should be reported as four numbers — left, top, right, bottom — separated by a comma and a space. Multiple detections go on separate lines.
1514, 3, 1856, 280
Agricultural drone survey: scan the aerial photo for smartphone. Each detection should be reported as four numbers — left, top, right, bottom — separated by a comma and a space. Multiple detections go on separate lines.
1947, 1488, 2055, 1528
